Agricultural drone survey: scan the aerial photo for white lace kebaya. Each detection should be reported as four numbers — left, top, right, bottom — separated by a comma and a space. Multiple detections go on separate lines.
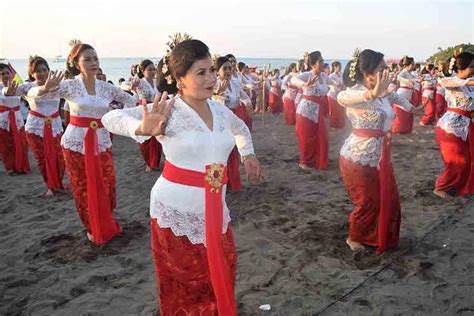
213, 78, 252, 110
291, 71, 330, 123
337, 84, 413, 168
437, 76, 474, 141
28, 77, 136, 154
101, 97, 255, 245
0, 93, 25, 132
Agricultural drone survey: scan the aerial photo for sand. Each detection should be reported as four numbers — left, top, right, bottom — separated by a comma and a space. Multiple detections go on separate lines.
1, 111, 472, 315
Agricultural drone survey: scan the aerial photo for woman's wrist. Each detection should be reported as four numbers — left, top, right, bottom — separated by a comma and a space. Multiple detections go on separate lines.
242, 153, 255, 163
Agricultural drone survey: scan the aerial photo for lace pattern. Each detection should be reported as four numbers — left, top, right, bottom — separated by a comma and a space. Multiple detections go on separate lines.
24, 97, 63, 137
296, 98, 319, 123
437, 77, 474, 141
0, 96, 25, 131
151, 200, 231, 245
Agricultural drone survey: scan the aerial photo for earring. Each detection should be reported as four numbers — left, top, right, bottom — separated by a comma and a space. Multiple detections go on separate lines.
177, 82, 182, 89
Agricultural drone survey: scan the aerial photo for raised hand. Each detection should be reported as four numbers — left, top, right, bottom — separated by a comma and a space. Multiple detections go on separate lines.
304, 74, 319, 87
44, 70, 64, 92
136, 92, 175, 136
215, 79, 230, 95
371, 69, 391, 99
130, 78, 141, 92
4, 80, 18, 96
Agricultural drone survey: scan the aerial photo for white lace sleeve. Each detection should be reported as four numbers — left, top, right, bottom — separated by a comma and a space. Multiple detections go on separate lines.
101, 105, 152, 143
27, 80, 70, 99
388, 92, 413, 112
108, 84, 137, 108
291, 72, 311, 88
240, 89, 252, 108
225, 107, 254, 157
397, 72, 414, 87
337, 88, 367, 108
6, 82, 34, 96
440, 76, 468, 89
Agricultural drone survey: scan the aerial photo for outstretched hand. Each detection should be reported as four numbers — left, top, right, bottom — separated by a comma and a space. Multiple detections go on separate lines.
4, 80, 18, 96
136, 92, 175, 136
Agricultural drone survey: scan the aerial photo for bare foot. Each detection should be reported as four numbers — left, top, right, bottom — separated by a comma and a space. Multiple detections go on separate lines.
299, 163, 313, 172
87, 232, 95, 242
145, 166, 153, 173
433, 189, 453, 200
44, 189, 54, 197
346, 238, 366, 252
6, 170, 13, 175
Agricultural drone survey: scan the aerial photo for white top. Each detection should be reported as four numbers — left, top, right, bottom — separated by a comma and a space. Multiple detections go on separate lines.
435, 82, 445, 97
290, 71, 329, 123
28, 77, 136, 154
327, 72, 343, 100
135, 78, 160, 102
101, 97, 255, 245
3, 81, 63, 138
338, 84, 413, 168
437, 76, 474, 141
281, 73, 298, 100
397, 69, 417, 99
421, 74, 436, 99
269, 76, 282, 96
0, 94, 25, 131
213, 78, 252, 110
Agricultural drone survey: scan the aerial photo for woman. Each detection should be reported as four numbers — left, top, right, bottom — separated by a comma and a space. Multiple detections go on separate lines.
135, 59, 163, 172
392, 55, 418, 134
435, 74, 447, 120
291, 51, 329, 171
29, 43, 138, 244
281, 63, 298, 125
213, 56, 253, 192
327, 61, 345, 128
4, 56, 65, 195
338, 49, 414, 254
433, 51, 474, 199
267, 69, 284, 114
101, 39, 263, 316
419, 64, 437, 126
0, 63, 31, 174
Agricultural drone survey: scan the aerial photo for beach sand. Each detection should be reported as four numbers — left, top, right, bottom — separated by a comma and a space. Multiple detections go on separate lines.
1, 111, 472, 315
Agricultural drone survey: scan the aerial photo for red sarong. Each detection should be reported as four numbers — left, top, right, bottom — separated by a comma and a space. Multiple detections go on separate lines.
161, 162, 237, 316
392, 87, 416, 134
435, 93, 447, 120
340, 129, 401, 253
328, 96, 345, 129
139, 137, 162, 170
28, 110, 64, 189
420, 94, 436, 125
26, 133, 65, 190
0, 105, 30, 173
435, 108, 474, 195
268, 87, 283, 114
297, 95, 328, 170
67, 116, 122, 244
283, 97, 296, 125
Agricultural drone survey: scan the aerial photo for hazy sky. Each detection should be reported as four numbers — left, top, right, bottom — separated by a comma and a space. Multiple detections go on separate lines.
1, 0, 472, 60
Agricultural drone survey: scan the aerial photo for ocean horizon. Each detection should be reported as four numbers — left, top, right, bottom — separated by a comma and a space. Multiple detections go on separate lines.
6, 57, 350, 85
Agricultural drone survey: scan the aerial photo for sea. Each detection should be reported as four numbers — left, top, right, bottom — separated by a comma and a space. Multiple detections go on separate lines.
7, 57, 349, 85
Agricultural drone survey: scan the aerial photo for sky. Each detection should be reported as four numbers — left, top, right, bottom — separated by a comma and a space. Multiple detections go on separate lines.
1, 0, 472, 61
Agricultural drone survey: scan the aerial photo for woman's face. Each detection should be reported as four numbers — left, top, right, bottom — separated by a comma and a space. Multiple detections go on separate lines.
179, 56, 217, 101
144, 63, 156, 80
311, 58, 324, 73
77, 49, 100, 77
217, 61, 232, 80
32, 63, 49, 85
364, 60, 388, 89
406, 63, 414, 71
0, 68, 12, 86
227, 57, 237, 71
458, 59, 474, 79
334, 64, 341, 73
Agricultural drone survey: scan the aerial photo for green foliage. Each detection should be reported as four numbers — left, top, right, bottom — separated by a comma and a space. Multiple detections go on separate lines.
426, 43, 474, 63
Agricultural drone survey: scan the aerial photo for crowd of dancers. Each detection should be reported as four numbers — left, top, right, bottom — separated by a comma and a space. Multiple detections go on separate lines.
0, 36, 473, 314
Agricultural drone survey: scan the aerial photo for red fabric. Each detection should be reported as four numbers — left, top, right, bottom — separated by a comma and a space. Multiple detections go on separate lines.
150, 219, 237, 316
340, 155, 401, 253
139, 137, 162, 170
26, 133, 65, 190
283, 97, 296, 125
328, 96, 345, 129
420, 96, 436, 125
29, 110, 63, 188
320, 96, 329, 118
63, 147, 121, 240
0, 105, 30, 173
301, 95, 328, 169
268, 87, 283, 114
68, 116, 122, 244
295, 114, 318, 167
392, 105, 414, 134
232, 104, 252, 131
161, 162, 237, 316
435, 120, 474, 196
435, 93, 447, 120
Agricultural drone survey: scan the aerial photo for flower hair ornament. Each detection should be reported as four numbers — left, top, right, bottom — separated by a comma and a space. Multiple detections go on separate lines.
449, 48, 463, 74
349, 48, 361, 81
161, 32, 192, 84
